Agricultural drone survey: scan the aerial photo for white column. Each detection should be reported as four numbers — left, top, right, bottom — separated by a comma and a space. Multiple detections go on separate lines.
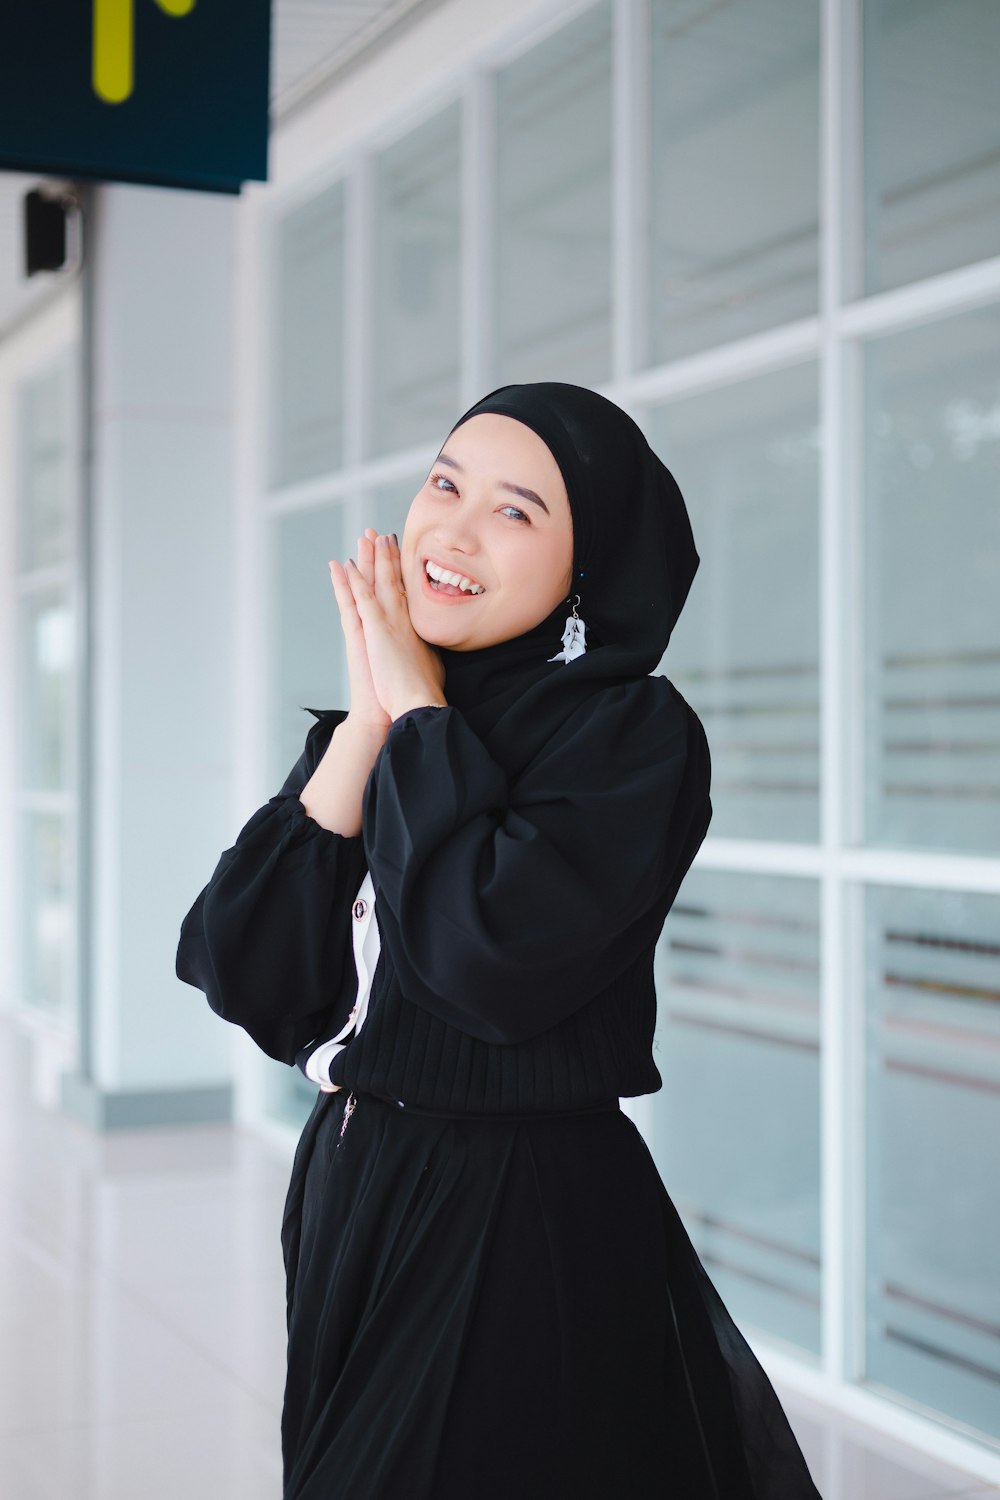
62, 182, 237, 1127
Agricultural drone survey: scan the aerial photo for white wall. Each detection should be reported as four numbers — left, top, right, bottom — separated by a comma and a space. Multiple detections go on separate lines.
83, 182, 238, 1106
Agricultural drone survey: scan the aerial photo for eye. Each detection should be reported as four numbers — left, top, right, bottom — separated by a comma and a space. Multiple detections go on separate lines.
499, 504, 530, 524
429, 472, 457, 494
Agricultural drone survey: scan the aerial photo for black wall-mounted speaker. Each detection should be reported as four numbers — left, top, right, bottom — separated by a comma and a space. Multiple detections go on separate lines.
24, 189, 69, 275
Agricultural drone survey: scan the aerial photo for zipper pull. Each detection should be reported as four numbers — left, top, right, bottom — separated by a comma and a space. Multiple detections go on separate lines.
338, 1091, 357, 1140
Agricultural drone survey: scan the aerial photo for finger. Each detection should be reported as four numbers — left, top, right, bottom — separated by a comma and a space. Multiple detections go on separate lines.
388, 533, 407, 604
388, 534, 413, 617
365, 529, 383, 587
345, 557, 376, 613
329, 558, 355, 609
330, 558, 357, 600
373, 533, 399, 614
346, 555, 384, 632
358, 533, 376, 588
329, 560, 364, 635
330, 558, 366, 617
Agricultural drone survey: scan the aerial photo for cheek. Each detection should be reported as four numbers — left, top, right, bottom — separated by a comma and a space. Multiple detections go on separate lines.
537, 534, 573, 599
500, 540, 568, 620
400, 507, 432, 579
400, 500, 425, 550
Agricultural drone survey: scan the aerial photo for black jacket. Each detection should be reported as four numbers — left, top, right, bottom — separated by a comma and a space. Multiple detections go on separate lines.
175, 687, 710, 1113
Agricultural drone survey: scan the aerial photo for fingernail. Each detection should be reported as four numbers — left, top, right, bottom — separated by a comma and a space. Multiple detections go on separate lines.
378, 534, 387, 547
391, 533, 398, 546
347, 558, 356, 569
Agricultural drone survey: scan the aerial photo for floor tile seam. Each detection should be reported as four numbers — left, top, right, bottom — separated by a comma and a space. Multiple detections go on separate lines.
773, 1389, 1000, 1497
8, 1218, 108, 1266
3, 1202, 107, 1263
911, 1489, 1000, 1500
0, 1230, 286, 1426
15, 1193, 288, 1363
66, 1213, 283, 1283
870, 1473, 1000, 1500
93, 1265, 286, 1418
0, 1399, 284, 1440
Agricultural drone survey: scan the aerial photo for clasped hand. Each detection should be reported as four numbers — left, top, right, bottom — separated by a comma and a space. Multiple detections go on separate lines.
329, 529, 446, 731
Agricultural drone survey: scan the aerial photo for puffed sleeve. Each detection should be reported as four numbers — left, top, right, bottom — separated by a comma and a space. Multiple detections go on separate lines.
175, 709, 370, 1064
361, 681, 705, 1046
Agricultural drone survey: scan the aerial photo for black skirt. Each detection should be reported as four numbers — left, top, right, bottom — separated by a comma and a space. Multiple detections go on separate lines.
280, 1089, 823, 1500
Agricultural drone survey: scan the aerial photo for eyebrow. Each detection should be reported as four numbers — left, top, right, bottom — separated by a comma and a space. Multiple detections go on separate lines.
434, 451, 551, 515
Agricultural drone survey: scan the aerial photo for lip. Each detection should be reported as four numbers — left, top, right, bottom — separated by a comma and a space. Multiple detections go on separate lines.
419, 555, 487, 603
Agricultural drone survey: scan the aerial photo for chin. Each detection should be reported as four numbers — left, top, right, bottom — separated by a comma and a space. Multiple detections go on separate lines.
407, 607, 468, 649
427, 629, 482, 652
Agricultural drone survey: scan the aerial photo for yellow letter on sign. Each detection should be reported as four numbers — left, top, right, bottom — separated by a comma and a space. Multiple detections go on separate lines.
92, 0, 197, 104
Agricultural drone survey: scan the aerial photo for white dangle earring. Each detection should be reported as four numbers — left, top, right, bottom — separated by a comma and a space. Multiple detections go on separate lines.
548, 593, 587, 664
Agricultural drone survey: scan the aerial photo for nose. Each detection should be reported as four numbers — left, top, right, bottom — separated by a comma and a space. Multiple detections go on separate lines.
432, 505, 481, 557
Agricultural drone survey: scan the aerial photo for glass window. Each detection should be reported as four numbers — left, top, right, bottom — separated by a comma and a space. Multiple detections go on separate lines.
652, 869, 822, 1355
270, 501, 351, 784
372, 104, 462, 456
863, 0, 1000, 296
265, 1061, 321, 1132
18, 365, 75, 570
647, 362, 821, 843
18, 811, 74, 1016
648, 0, 820, 365
15, 355, 78, 1027
270, 184, 347, 488
18, 590, 75, 793
863, 306, 1000, 854
865, 884, 1000, 1437
494, 1, 613, 385
368, 476, 423, 541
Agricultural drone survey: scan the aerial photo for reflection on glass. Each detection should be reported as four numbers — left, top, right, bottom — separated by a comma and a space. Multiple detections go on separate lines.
865, 884, 1000, 1437
271, 501, 350, 783
863, 0, 1000, 295
495, 1, 612, 385
372, 105, 461, 456
19, 590, 74, 793
647, 362, 820, 842
271, 184, 346, 487
20, 812, 72, 1015
652, 869, 821, 1354
864, 308, 1000, 854
649, 0, 819, 364
18, 364, 75, 571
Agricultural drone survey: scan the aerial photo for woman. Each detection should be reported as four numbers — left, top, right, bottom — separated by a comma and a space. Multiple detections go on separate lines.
176, 382, 823, 1499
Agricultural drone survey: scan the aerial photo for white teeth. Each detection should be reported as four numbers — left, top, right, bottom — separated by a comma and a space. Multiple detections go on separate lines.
425, 559, 485, 594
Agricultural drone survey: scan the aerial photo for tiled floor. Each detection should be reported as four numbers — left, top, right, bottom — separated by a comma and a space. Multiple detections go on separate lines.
1, 1018, 997, 1500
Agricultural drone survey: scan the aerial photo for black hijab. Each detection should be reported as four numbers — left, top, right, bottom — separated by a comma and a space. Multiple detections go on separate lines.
435, 382, 706, 784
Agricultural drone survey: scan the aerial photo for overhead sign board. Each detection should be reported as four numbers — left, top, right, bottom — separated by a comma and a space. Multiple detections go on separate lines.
0, 0, 271, 194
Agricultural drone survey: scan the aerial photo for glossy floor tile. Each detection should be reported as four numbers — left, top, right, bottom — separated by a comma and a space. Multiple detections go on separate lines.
1, 1017, 997, 1499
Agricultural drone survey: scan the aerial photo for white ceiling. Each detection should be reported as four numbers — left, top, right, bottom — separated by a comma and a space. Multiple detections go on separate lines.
0, 0, 437, 338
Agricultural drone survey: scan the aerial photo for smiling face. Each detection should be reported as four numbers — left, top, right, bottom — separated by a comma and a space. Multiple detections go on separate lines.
400, 412, 575, 652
